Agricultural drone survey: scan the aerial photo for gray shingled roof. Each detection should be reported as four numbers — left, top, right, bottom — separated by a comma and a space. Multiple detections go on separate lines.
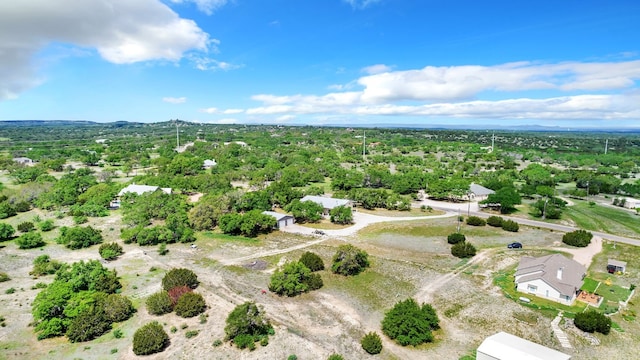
300, 195, 352, 210
469, 183, 495, 196
515, 254, 585, 297
262, 211, 294, 221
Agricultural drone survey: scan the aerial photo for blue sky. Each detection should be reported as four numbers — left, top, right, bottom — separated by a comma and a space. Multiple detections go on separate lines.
1, 0, 639, 127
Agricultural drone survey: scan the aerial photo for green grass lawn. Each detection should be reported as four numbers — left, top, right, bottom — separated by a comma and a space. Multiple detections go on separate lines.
562, 200, 640, 239
581, 277, 599, 292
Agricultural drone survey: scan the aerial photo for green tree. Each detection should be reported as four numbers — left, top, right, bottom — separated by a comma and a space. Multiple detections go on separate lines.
486, 216, 503, 227
447, 233, 466, 244
133, 321, 169, 355
17, 221, 35, 232
329, 205, 353, 224
285, 199, 323, 223
174, 292, 206, 318
16, 232, 45, 249
30, 255, 63, 276
574, 310, 611, 335
484, 187, 521, 214
99, 242, 123, 260
224, 302, 273, 348
0, 223, 15, 241
466, 216, 486, 226
299, 251, 325, 272
451, 242, 477, 258
501, 219, 519, 232
146, 291, 173, 315
562, 230, 593, 247
103, 294, 134, 323
269, 261, 323, 297
0, 201, 17, 219
162, 268, 199, 291
331, 244, 370, 276
361, 332, 383, 354
56, 226, 103, 249
381, 298, 439, 346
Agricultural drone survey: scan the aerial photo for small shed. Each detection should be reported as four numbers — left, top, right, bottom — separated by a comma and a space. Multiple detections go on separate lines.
477, 332, 571, 360
262, 211, 295, 229
607, 259, 626, 274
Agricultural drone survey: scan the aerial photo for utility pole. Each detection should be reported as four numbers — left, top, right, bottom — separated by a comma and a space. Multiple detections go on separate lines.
175, 119, 180, 151
491, 132, 495, 153
362, 130, 366, 160
456, 208, 461, 233
605, 139, 608, 154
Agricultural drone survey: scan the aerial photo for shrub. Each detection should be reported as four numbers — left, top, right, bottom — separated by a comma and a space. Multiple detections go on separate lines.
146, 291, 173, 315
14, 201, 31, 213
361, 331, 383, 354
17, 221, 35, 233
168, 285, 193, 306
56, 226, 103, 249
224, 302, 273, 349
466, 216, 486, 226
327, 354, 344, 360
175, 292, 206, 318
299, 251, 325, 272
103, 294, 134, 323
574, 310, 611, 335
331, 244, 370, 276
66, 307, 111, 342
447, 233, 466, 244
486, 216, 503, 227
185, 330, 199, 338
212, 339, 223, 347
16, 232, 45, 249
132, 321, 169, 355
158, 242, 168, 255
113, 329, 123, 339
30, 255, 63, 276
269, 261, 322, 296
501, 219, 519, 232
5, 287, 15, 294
0, 272, 10, 282
99, 242, 123, 260
38, 219, 55, 232
0, 223, 15, 241
162, 268, 199, 291
288, 355, 298, 360
382, 298, 439, 346
451, 242, 477, 258
562, 230, 593, 247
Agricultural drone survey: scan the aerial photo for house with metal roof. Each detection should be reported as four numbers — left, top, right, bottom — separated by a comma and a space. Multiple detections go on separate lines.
117, 184, 172, 197
262, 211, 295, 229
477, 332, 571, 360
515, 254, 585, 305
469, 183, 495, 201
299, 195, 353, 215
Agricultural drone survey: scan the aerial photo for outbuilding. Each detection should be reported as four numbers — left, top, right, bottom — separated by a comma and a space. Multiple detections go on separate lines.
607, 259, 626, 274
477, 332, 571, 360
262, 211, 295, 229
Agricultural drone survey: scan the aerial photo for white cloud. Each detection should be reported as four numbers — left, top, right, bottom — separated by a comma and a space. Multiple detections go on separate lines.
169, 0, 228, 15
163, 97, 187, 104
343, 0, 382, 9
189, 55, 242, 71
361, 64, 392, 75
199, 107, 244, 114
0, 0, 212, 100
200, 107, 219, 114
212, 118, 239, 124
223, 108, 244, 114
275, 115, 295, 122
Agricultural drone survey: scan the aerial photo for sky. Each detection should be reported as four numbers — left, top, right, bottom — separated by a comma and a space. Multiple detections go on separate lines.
0, 0, 639, 128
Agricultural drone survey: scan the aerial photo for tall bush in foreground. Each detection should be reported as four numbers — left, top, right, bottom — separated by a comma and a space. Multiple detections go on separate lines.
361, 331, 383, 354
99, 242, 123, 260
562, 230, 593, 247
447, 233, 465, 244
16, 232, 45, 249
0, 223, 15, 241
574, 310, 611, 334
299, 251, 325, 272
451, 242, 477, 258
269, 261, 323, 297
382, 298, 439, 346
501, 219, 519, 232
331, 244, 370, 276
466, 216, 486, 226
146, 291, 173, 315
224, 302, 273, 349
162, 268, 199, 291
486, 216, 503, 227
175, 292, 206, 318
133, 321, 169, 355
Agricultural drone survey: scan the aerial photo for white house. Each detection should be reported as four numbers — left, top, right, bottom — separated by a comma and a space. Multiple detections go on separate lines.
262, 211, 295, 229
622, 197, 640, 209
469, 183, 495, 201
477, 332, 571, 360
224, 141, 247, 147
111, 184, 172, 209
515, 254, 586, 305
299, 195, 353, 216
203, 159, 217, 169
12, 157, 34, 166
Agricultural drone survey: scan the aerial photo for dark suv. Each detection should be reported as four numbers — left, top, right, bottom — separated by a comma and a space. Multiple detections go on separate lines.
507, 242, 522, 249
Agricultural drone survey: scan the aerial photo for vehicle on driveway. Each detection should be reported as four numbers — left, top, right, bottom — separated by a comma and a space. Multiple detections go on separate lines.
507, 242, 522, 249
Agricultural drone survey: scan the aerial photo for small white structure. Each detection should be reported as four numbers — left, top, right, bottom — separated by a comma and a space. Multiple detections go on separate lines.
515, 254, 585, 305
607, 259, 627, 274
118, 184, 172, 197
622, 197, 640, 209
262, 211, 295, 229
203, 159, 217, 169
299, 195, 353, 215
12, 157, 34, 165
224, 141, 247, 147
469, 183, 495, 201
477, 332, 571, 360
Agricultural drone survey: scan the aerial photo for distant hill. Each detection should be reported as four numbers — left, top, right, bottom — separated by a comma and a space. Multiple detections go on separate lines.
0, 120, 98, 127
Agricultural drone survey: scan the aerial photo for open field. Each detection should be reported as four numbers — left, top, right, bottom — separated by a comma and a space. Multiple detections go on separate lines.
562, 200, 640, 239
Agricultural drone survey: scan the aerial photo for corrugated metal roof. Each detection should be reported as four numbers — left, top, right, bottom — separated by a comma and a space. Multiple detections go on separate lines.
478, 332, 571, 360
300, 195, 352, 209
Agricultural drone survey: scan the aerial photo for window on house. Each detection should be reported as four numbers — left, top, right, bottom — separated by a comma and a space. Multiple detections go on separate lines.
527, 284, 537, 292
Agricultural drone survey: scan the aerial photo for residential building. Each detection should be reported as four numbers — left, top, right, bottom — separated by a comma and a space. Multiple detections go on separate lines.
515, 254, 585, 305
299, 195, 353, 216
262, 211, 295, 229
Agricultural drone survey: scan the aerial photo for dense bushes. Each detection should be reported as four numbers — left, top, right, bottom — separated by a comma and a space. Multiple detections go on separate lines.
0, 223, 15, 241
30, 255, 63, 276
162, 268, 199, 291
174, 292, 206, 318
146, 291, 173, 315
269, 261, 323, 297
361, 332, 383, 354
486, 216, 503, 227
99, 242, 123, 260
501, 219, 519, 232
56, 226, 103, 249
451, 242, 477, 258
17, 221, 35, 232
224, 302, 273, 349
218, 210, 276, 237
382, 298, 439, 346
16, 232, 45, 249
574, 310, 611, 334
563, 230, 593, 247
466, 216, 486, 226
133, 321, 169, 355
332, 244, 370, 276
299, 251, 324, 272
447, 233, 466, 244
329, 205, 353, 224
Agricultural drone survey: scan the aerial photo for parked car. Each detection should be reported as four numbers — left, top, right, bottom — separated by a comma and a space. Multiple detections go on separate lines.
507, 242, 522, 249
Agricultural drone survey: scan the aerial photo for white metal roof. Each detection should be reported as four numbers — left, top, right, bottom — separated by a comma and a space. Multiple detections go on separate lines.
118, 184, 172, 197
300, 195, 351, 209
262, 211, 294, 221
477, 332, 571, 360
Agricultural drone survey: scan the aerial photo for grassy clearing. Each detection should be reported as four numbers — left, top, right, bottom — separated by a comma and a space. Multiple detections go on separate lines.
581, 278, 599, 292
562, 200, 640, 239
197, 231, 260, 245
357, 207, 446, 217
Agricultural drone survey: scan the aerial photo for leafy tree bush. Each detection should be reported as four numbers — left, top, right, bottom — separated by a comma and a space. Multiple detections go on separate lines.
16, 232, 45, 249
55, 260, 122, 293
0, 201, 17, 219
574, 310, 611, 334
133, 321, 169, 355
361, 331, 383, 354
17, 221, 35, 233
0, 272, 9, 282
99, 242, 123, 260
146, 291, 173, 315
168, 285, 192, 306
14, 201, 30, 212
466, 216, 486, 226
284, 199, 324, 223
56, 226, 103, 249
269, 261, 322, 296
30, 255, 63, 276
447, 233, 466, 244
382, 298, 439, 346
0, 223, 15, 241
38, 219, 55, 232
562, 230, 593, 247
451, 241, 476, 258
330, 205, 353, 224
175, 292, 206, 318
501, 219, 519, 232
299, 251, 325, 272
66, 305, 110, 343
484, 187, 521, 213
103, 294, 134, 323
162, 268, 199, 291
224, 302, 273, 349
327, 355, 344, 360
486, 216, 503, 227
73, 215, 88, 224
331, 244, 370, 276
